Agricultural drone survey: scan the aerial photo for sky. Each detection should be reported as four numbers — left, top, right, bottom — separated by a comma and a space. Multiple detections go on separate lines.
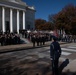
23, 0, 76, 21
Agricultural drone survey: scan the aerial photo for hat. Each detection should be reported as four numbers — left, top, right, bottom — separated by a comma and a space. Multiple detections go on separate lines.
52, 36, 58, 41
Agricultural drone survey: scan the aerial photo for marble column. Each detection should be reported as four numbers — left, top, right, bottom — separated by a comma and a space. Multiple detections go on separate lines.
23, 11, 25, 30
2, 7, 5, 33
17, 10, 19, 34
10, 8, 13, 33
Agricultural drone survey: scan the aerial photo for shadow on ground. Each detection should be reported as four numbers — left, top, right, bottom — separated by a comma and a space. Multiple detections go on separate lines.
62, 71, 76, 75
0, 55, 75, 75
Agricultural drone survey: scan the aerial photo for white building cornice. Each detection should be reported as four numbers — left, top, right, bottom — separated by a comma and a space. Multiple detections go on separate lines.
0, 0, 36, 11
0, 0, 27, 11
0, 0, 27, 6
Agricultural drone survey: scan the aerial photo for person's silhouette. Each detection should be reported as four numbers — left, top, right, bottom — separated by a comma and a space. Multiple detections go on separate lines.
50, 36, 62, 75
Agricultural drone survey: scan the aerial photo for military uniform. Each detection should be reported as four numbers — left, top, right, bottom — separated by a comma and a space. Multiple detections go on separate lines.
50, 37, 61, 75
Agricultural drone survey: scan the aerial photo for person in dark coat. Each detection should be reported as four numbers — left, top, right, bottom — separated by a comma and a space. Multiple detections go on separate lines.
50, 36, 61, 75
42, 35, 46, 45
36, 36, 39, 46
31, 35, 36, 47
0, 35, 5, 46
39, 35, 43, 46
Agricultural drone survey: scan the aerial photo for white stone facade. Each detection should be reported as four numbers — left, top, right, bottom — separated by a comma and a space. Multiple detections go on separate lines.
0, 0, 35, 33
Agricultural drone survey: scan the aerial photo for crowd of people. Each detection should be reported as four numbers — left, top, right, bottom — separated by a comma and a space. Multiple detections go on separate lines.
61, 34, 76, 42
31, 34, 49, 47
0, 30, 76, 47
0, 33, 20, 46
19, 30, 50, 47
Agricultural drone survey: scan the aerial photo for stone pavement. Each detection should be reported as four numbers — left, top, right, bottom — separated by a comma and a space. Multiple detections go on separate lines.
62, 59, 76, 72
0, 41, 76, 75
0, 41, 65, 53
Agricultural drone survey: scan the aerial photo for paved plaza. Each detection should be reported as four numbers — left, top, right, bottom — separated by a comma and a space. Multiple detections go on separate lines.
0, 42, 76, 75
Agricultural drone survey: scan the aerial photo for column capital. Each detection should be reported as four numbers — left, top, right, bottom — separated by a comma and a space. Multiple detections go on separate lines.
17, 9, 20, 11
23, 10, 26, 12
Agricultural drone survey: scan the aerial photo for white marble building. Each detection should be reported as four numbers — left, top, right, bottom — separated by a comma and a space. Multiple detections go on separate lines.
0, 0, 35, 33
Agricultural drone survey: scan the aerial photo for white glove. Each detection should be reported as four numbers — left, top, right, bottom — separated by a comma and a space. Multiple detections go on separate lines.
51, 58, 53, 61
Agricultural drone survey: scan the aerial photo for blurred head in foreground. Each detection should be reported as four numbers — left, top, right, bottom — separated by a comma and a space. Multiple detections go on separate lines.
52, 36, 58, 41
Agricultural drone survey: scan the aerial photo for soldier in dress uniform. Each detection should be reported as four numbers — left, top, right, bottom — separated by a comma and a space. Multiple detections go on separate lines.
50, 36, 62, 75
